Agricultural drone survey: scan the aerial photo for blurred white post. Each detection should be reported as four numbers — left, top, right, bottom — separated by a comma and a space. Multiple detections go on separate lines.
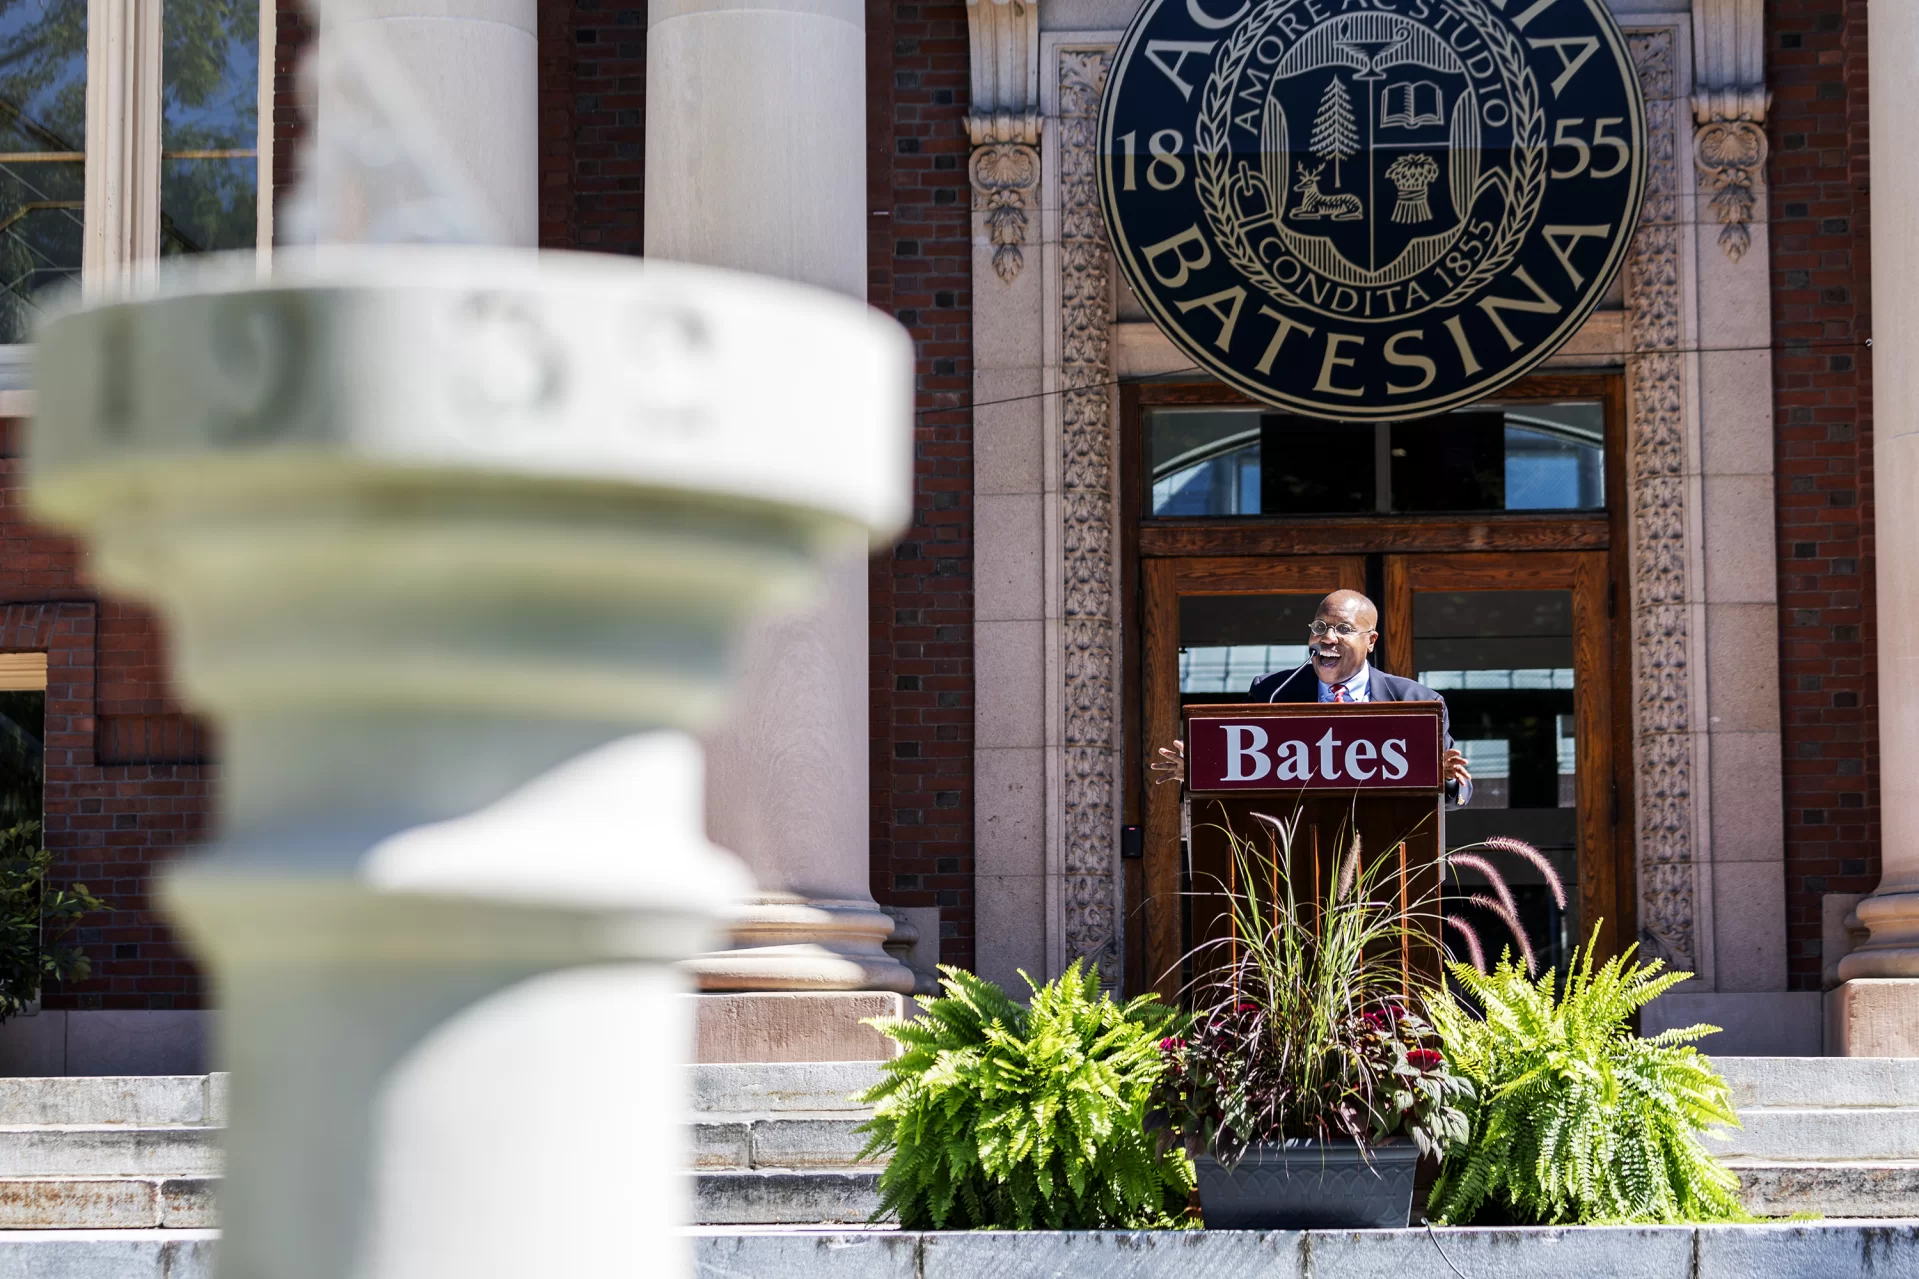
648, 0, 917, 995
29, 8, 913, 1272
31, 253, 910, 1278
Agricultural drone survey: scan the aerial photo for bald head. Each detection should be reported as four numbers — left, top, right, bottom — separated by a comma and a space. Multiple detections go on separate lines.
1309, 590, 1379, 685
1319, 589, 1378, 631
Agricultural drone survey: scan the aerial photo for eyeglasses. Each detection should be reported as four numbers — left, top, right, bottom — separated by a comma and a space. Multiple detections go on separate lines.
1307, 621, 1374, 639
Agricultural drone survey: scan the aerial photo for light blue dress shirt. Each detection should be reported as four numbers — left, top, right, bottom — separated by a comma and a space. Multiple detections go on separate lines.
1316, 660, 1372, 703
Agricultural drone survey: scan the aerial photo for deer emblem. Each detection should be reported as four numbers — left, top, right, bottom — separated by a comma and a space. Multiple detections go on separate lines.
1289, 163, 1363, 222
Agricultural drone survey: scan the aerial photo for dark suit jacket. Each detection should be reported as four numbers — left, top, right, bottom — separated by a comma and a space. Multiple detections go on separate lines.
1246, 664, 1473, 805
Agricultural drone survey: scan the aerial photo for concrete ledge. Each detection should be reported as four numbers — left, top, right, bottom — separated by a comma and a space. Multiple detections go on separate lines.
693, 993, 907, 1064
690, 1224, 1919, 1278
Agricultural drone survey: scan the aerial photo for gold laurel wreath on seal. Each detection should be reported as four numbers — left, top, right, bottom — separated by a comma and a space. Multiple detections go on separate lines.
1193, 0, 1547, 321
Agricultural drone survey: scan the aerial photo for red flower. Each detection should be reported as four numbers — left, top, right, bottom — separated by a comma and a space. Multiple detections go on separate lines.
1407, 1048, 1443, 1072
1159, 1036, 1185, 1053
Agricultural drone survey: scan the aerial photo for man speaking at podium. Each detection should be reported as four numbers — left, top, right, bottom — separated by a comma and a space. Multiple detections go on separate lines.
1154, 589, 1475, 805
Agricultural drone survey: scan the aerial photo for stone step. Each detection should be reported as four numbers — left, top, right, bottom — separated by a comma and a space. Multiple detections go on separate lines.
0, 1077, 224, 1128
691, 1168, 880, 1226
0, 1177, 216, 1229
1705, 1107, 1919, 1161
0, 1128, 221, 1179
1710, 1056, 1919, 1110
690, 1062, 882, 1115
1729, 1160, 1919, 1218
691, 1114, 874, 1170
0, 1231, 217, 1276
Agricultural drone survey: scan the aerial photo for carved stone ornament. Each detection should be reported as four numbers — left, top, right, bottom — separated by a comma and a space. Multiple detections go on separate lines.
970, 141, 1039, 283
1625, 30, 1697, 976
967, 0, 1042, 285
1693, 116, 1766, 264
1059, 48, 1120, 980
1690, 0, 1769, 262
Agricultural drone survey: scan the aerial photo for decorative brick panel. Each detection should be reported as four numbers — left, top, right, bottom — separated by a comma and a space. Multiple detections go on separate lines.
1767, 0, 1877, 990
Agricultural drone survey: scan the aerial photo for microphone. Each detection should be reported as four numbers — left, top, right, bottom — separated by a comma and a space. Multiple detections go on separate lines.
1264, 652, 1316, 703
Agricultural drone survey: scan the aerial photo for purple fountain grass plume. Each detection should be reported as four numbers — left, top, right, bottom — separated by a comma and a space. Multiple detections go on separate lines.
1335, 831, 1361, 902
1250, 810, 1299, 849
1483, 835, 1567, 909
1445, 851, 1518, 921
1467, 891, 1536, 974
1443, 914, 1487, 973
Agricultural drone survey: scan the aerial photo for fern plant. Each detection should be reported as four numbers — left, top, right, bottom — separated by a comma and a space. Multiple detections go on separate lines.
855, 961, 1194, 1229
1427, 928, 1751, 1225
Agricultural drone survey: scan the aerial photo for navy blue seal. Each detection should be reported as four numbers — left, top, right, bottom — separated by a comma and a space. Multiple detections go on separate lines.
1099, 0, 1648, 419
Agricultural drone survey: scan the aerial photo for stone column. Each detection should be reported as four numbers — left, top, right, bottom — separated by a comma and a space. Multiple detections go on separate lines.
648, 0, 915, 995
1834, 1, 1919, 1054
82, 0, 162, 293
319, 1, 539, 247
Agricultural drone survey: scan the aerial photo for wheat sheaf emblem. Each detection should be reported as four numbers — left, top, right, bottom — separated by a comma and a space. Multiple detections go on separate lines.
1193, 0, 1547, 319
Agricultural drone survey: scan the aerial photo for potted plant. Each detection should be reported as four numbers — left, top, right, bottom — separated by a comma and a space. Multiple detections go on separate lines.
1150, 814, 1472, 1229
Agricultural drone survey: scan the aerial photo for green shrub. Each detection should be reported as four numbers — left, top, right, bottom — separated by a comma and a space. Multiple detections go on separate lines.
0, 822, 107, 1022
1427, 929, 1751, 1225
856, 960, 1194, 1229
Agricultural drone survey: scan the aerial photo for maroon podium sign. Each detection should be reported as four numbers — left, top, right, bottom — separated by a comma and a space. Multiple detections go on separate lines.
1185, 703, 1445, 794
1177, 702, 1448, 997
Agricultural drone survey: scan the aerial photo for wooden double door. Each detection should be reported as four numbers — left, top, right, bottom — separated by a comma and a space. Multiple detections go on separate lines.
1135, 551, 1630, 1000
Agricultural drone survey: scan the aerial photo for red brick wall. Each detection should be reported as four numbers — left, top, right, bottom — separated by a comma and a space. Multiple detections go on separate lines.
0, 439, 212, 1011
1767, 0, 1878, 989
271, 1, 313, 208
865, 1, 976, 970
538, 5, 646, 255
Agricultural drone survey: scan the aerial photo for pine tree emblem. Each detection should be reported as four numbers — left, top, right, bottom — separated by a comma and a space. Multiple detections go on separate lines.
1310, 77, 1359, 188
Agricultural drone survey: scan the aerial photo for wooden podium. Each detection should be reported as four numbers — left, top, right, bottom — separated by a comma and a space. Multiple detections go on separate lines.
1176, 701, 1449, 1000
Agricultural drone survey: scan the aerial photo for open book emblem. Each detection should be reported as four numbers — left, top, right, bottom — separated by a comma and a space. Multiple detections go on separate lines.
1380, 80, 1444, 129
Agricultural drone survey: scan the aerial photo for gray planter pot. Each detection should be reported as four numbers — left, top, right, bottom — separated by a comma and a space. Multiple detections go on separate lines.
1195, 1140, 1420, 1230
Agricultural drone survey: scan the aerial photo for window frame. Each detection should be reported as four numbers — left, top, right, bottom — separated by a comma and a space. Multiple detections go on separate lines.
0, 0, 274, 387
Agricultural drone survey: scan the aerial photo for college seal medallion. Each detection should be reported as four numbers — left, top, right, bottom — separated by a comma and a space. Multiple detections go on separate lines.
1099, 0, 1647, 419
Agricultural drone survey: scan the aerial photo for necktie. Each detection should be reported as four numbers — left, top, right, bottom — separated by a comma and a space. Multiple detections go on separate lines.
1332, 684, 1351, 703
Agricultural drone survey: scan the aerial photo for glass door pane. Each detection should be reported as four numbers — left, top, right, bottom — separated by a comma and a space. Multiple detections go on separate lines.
1412, 589, 1578, 977
1178, 592, 1323, 704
